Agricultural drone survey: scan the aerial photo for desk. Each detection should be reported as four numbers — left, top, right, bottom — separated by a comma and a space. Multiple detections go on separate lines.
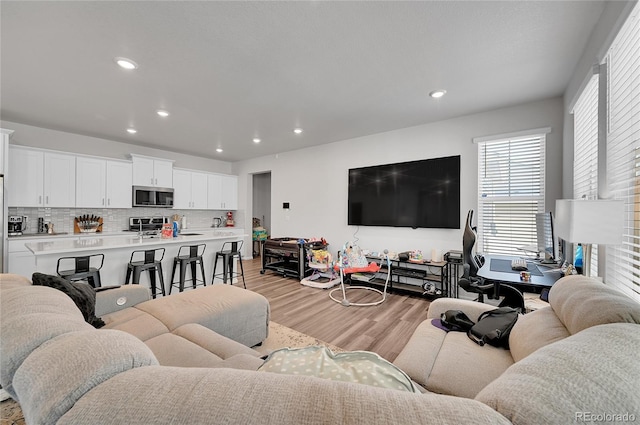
477, 254, 563, 291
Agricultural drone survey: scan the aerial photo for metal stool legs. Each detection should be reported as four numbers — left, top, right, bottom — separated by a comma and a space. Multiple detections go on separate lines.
126, 248, 166, 299
212, 241, 246, 288
169, 244, 207, 294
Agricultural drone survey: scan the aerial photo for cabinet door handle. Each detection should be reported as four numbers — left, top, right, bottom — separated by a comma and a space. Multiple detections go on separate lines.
151, 178, 154, 185
155, 178, 158, 185
108, 198, 111, 206
102, 198, 105, 206
39, 195, 42, 205
46, 196, 49, 204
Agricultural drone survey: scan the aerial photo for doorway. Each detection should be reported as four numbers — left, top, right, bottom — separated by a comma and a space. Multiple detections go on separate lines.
252, 172, 271, 257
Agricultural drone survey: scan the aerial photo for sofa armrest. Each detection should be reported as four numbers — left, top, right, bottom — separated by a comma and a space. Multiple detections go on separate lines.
95, 285, 151, 317
427, 298, 497, 321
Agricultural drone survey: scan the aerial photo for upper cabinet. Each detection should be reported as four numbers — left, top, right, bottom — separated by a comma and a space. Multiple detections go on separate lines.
207, 173, 238, 210
173, 169, 208, 209
130, 154, 173, 188
76, 157, 132, 208
0, 128, 13, 175
8, 146, 76, 207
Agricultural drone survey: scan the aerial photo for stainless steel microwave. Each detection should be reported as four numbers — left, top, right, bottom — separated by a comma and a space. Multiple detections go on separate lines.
132, 186, 174, 208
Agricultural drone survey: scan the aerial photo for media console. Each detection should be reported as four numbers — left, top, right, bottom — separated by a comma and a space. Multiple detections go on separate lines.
349, 255, 460, 299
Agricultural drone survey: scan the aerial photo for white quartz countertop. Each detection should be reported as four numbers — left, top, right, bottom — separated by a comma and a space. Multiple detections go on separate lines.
25, 230, 247, 256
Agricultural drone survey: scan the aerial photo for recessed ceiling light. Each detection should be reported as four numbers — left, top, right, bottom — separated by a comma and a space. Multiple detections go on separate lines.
156, 110, 169, 118
429, 89, 447, 99
126, 128, 137, 134
115, 57, 138, 70
293, 128, 303, 134
253, 138, 261, 143
216, 148, 223, 153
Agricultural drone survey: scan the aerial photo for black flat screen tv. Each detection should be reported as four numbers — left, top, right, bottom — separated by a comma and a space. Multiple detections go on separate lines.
348, 155, 460, 229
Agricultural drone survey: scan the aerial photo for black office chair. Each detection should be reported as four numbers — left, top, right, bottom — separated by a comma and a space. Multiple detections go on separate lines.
458, 210, 525, 311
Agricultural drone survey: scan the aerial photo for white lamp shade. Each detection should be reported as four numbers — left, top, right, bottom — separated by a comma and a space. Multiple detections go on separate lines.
555, 199, 624, 245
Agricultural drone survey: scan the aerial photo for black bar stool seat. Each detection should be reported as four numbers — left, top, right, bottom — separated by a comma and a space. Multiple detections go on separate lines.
169, 244, 207, 294
125, 248, 166, 299
212, 240, 246, 288
57, 254, 104, 288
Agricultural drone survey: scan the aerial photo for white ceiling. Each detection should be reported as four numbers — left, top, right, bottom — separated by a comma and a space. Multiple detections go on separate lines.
1, 1, 605, 162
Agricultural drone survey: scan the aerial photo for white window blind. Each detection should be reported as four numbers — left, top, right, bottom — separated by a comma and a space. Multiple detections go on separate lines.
572, 74, 600, 276
477, 135, 546, 256
605, 2, 640, 301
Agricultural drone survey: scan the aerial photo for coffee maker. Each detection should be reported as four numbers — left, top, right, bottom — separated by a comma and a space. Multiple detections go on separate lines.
8, 216, 28, 236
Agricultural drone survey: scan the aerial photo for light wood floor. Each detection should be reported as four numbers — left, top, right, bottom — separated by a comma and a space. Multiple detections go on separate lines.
242, 257, 432, 362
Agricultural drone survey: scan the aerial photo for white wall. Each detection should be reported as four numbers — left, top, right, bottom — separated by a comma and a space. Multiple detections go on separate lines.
234, 97, 564, 258
0, 120, 232, 174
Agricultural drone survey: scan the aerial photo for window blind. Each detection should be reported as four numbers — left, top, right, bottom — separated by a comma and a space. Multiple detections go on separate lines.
572, 74, 600, 275
605, 3, 640, 301
477, 135, 546, 256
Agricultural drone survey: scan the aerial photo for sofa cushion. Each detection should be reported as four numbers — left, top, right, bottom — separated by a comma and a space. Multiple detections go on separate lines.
135, 284, 270, 346
0, 273, 31, 288
549, 275, 640, 334
172, 323, 262, 359
508, 306, 570, 362
13, 329, 158, 425
0, 285, 92, 399
145, 333, 225, 367
476, 323, 640, 425
101, 307, 170, 341
393, 319, 514, 398
32, 272, 105, 328
59, 366, 511, 425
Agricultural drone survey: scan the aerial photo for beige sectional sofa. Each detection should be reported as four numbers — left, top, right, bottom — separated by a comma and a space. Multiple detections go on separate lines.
1, 273, 639, 424
395, 275, 640, 419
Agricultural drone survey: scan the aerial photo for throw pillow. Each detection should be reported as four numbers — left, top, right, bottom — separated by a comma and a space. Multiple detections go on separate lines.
31, 273, 105, 328
259, 346, 419, 393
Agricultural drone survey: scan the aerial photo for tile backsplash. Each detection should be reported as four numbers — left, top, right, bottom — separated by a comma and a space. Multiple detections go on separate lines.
8, 207, 245, 234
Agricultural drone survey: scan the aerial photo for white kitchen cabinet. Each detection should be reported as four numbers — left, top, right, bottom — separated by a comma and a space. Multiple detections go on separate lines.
76, 157, 132, 208
0, 128, 12, 175
8, 146, 76, 207
207, 174, 238, 210
131, 154, 174, 188
173, 169, 208, 209
76, 157, 107, 208
106, 160, 133, 208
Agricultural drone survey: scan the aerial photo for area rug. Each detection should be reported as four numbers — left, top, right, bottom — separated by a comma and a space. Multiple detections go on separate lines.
0, 321, 341, 425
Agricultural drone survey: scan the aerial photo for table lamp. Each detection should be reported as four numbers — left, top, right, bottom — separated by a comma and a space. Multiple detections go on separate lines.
555, 199, 624, 277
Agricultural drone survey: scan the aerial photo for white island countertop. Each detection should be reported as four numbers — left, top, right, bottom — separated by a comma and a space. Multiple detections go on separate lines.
26, 230, 246, 256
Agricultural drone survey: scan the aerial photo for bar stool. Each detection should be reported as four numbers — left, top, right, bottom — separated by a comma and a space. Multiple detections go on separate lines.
169, 244, 207, 294
212, 240, 246, 288
57, 254, 104, 288
125, 248, 166, 298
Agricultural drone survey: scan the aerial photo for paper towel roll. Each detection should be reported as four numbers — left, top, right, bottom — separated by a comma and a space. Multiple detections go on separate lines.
431, 249, 442, 262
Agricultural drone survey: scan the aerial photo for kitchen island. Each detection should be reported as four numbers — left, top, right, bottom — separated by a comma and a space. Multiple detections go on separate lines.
25, 230, 248, 293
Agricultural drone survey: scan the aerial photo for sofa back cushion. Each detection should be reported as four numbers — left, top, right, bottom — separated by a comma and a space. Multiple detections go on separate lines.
13, 330, 158, 425
508, 306, 570, 362
549, 275, 640, 334
476, 323, 640, 425
0, 285, 92, 398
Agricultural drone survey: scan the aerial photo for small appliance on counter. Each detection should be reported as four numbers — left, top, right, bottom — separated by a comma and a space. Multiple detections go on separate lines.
74, 215, 103, 233
225, 211, 234, 227
8, 216, 28, 236
212, 216, 223, 228
127, 216, 169, 237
